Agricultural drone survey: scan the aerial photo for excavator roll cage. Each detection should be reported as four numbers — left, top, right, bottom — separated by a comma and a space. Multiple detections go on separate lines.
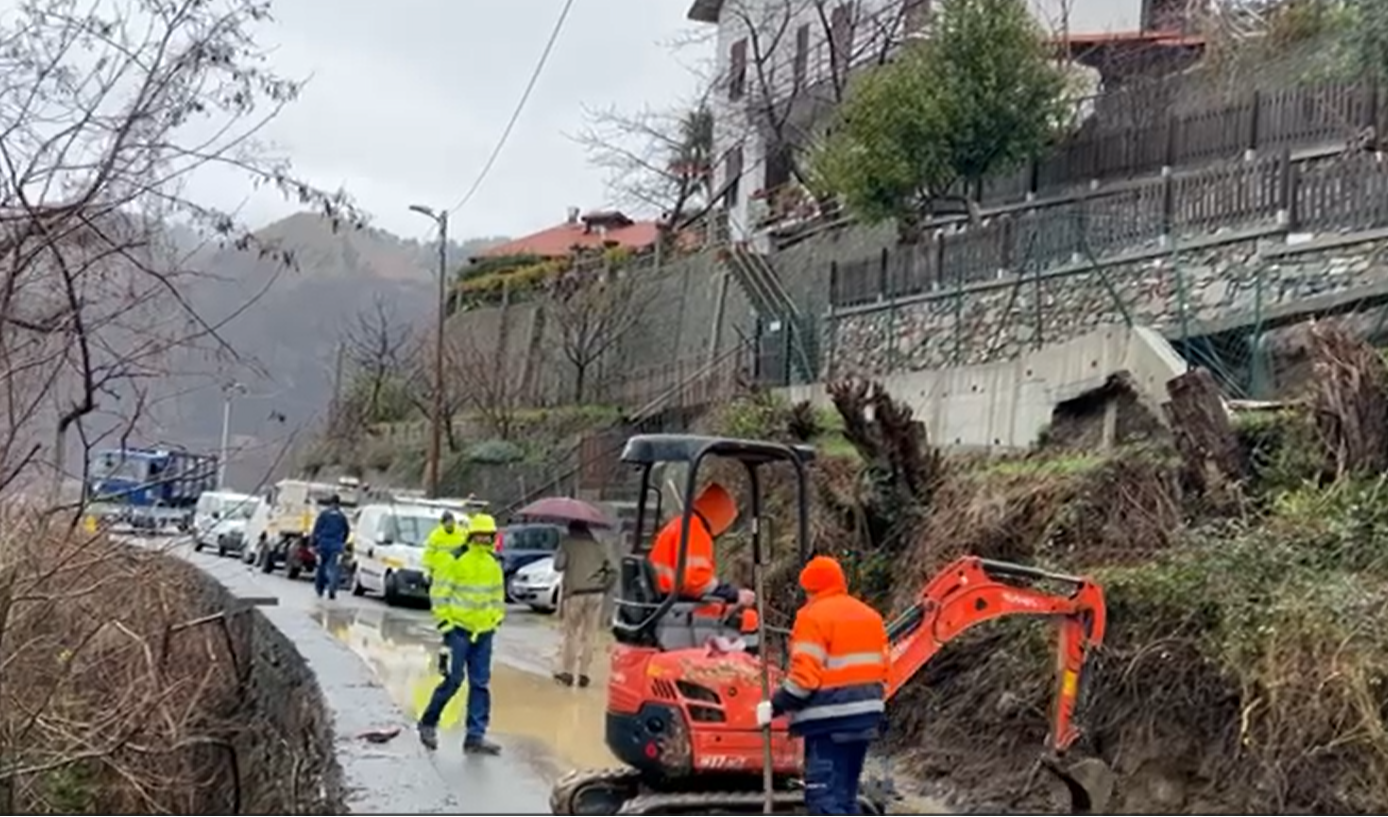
611, 434, 813, 647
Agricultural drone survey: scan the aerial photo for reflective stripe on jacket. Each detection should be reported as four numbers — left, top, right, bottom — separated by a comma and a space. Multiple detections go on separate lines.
648, 514, 720, 598
422, 524, 466, 578
429, 542, 505, 639
778, 589, 889, 738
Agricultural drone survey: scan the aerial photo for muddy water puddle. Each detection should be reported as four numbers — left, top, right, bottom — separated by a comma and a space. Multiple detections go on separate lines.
314, 606, 618, 776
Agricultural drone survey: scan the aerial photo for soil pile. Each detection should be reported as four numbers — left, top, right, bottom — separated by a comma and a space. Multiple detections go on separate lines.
704, 324, 1388, 814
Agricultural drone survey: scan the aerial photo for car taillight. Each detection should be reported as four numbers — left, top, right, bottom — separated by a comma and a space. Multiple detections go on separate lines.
494, 531, 504, 552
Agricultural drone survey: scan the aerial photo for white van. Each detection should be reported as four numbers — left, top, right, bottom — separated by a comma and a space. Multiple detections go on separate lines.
192, 490, 258, 556
351, 502, 464, 606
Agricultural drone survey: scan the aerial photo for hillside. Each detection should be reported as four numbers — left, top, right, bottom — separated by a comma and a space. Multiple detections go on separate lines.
149, 213, 504, 490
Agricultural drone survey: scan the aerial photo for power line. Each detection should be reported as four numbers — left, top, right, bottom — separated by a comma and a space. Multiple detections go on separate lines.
447, 0, 577, 215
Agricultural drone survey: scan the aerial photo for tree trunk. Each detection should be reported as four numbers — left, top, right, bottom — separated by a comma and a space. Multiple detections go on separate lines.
1164, 368, 1246, 507
573, 363, 587, 404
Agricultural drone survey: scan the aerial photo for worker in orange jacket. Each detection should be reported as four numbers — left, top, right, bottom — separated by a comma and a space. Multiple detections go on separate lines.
648, 482, 755, 608
756, 555, 889, 814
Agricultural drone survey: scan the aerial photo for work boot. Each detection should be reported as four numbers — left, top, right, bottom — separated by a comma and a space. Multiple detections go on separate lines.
463, 737, 502, 755
417, 724, 438, 751
553, 671, 574, 687
578, 675, 591, 688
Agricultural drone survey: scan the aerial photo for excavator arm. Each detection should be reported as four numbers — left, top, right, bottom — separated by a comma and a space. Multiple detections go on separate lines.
885, 556, 1110, 812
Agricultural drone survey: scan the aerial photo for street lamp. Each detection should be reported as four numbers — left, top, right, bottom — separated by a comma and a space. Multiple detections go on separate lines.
410, 203, 449, 499
219, 381, 248, 488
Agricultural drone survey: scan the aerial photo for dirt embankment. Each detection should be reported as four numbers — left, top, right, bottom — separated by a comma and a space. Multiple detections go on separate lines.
703, 325, 1388, 815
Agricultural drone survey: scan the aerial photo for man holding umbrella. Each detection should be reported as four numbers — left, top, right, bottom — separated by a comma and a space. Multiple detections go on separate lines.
552, 518, 613, 688
514, 497, 616, 689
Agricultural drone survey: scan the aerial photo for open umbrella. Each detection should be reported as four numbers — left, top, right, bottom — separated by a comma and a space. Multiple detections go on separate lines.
515, 496, 613, 529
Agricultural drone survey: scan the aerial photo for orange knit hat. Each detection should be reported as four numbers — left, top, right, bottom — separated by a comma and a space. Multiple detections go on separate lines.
799, 555, 847, 595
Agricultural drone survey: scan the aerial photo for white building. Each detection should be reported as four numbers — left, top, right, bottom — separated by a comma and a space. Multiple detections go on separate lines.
687, 0, 1188, 242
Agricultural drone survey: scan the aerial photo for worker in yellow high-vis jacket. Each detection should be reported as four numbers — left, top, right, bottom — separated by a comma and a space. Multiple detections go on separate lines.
417, 513, 505, 755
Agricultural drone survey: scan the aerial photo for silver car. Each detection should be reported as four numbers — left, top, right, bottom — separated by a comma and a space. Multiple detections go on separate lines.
509, 556, 561, 614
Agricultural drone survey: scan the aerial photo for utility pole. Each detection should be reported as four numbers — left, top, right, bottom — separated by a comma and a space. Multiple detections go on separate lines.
410, 204, 449, 498
218, 381, 246, 489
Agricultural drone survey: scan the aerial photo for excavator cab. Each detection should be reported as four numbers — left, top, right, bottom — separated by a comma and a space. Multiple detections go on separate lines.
611, 433, 813, 653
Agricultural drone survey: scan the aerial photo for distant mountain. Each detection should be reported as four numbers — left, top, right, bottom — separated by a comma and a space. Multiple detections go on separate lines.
145, 214, 506, 490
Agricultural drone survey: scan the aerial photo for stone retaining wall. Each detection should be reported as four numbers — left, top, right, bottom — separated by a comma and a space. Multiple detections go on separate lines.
829, 227, 1388, 377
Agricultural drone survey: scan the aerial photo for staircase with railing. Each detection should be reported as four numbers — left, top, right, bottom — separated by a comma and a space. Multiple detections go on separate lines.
719, 243, 819, 384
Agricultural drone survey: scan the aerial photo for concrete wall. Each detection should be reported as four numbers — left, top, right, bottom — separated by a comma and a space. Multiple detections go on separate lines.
179, 553, 465, 814
782, 324, 1185, 451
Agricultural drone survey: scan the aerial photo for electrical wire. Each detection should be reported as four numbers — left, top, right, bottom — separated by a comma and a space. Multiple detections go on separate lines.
447, 0, 577, 215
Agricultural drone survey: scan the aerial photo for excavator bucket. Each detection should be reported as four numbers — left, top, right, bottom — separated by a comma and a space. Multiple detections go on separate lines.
1042, 756, 1115, 815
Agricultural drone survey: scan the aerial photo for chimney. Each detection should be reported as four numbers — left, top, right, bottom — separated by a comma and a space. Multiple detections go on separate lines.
566, 206, 580, 225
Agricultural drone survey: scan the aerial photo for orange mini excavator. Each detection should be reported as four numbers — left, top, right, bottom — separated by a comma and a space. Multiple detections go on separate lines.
550, 434, 1112, 815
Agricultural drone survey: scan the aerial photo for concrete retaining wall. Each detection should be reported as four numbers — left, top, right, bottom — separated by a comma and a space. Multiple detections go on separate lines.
781, 325, 1186, 451
179, 553, 464, 814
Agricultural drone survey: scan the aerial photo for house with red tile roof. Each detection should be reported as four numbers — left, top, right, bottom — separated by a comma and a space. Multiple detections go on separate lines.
471, 208, 662, 261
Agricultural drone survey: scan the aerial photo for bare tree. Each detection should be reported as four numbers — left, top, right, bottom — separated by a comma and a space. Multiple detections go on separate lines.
400, 335, 468, 453
341, 296, 416, 426
0, 0, 365, 810
574, 94, 715, 228
546, 256, 651, 404
449, 335, 526, 441
0, 0, 364, 506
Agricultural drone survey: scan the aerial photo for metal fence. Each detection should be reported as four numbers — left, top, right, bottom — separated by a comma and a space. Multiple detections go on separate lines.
979, 79, 1381, 206
824, 150, 1388, 395
831, 150, 1385, 309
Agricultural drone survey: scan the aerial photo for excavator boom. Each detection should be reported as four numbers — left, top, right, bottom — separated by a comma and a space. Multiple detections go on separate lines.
885, 556, 1110, 810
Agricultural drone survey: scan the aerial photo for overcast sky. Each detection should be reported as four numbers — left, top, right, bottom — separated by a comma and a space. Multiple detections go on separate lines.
192, 1, 711, 242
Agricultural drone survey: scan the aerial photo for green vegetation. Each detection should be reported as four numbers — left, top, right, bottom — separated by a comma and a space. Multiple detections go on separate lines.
808, 0, 1068, 239
453, 245, 644, 308
701, 331, 1388, 812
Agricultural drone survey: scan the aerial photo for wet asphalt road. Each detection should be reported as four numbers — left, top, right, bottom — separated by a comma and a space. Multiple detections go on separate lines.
176, 541, 617, 813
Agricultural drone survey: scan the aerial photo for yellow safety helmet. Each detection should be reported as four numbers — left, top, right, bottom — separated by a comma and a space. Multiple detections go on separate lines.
468, 514, 498, 536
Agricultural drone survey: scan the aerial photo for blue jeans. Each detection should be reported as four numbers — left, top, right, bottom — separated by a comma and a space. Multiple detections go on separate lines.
803, 733, 871, 814
314, 547, 342, 597
420, 627, 494, 742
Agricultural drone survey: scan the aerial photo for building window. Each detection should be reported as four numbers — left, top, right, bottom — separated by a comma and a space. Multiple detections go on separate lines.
724, 145, 743, 209
793, 23, 810, 88
729, 38, 747, 100
830, 3, 854, 70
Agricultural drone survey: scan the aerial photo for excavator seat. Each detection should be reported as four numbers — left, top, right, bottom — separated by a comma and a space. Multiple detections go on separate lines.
614, 554, 758, 653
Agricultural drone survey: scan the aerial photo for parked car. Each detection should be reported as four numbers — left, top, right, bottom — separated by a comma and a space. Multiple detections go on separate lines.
351, 502, 456, 606
510, 555, 561, 613
496, 523, 562, 602
212, 498, 257, 557
192, 490, 257, 556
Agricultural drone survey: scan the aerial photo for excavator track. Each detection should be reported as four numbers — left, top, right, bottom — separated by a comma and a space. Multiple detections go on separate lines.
550, 767, 644, 815
614, 789, 885, 815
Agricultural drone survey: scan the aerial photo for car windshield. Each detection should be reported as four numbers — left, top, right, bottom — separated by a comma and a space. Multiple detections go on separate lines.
390, 514, 438, 547
225, 501, 255, 520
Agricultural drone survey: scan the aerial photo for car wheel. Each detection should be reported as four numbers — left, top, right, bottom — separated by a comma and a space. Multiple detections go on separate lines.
216, 537, 228, 558
383, 571, 399, 606
258, 540, 274, 574
193, 538, 204, 552
351, 572, 366, 597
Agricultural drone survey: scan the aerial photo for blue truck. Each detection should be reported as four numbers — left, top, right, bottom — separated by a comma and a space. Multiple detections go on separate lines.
86, 446, 219, 531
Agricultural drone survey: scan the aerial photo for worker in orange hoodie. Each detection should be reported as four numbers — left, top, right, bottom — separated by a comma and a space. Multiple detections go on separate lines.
648, 482, 755, 610
756, 555, 889, 814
